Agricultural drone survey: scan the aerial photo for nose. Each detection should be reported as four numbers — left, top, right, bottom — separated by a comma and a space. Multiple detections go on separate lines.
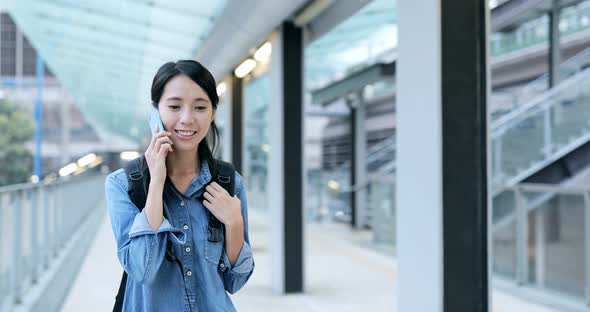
179, 107, 194, 125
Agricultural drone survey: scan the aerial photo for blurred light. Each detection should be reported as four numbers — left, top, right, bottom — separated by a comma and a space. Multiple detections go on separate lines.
88, 156, 104, 168
0, 90, 5, 100
59, 163, 78, 177
217, 82, 227, 96
254, 42, 272, 62
335, 210, 344, 217
30, 175, 39, 183
77, 153, 97, 167
120, 151, 141, 161
43, 173, 57, 184
234, 59, 256, 78
261, 144, 270, 153
327, 180, 340, 191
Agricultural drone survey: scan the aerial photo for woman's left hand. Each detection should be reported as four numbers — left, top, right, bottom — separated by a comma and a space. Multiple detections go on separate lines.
203, 182, 243, 228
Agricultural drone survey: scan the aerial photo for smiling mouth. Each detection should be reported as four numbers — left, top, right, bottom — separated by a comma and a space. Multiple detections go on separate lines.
175, 130, 197, 137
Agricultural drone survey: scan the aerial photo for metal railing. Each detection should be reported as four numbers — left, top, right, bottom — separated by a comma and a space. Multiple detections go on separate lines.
490, 2, 590, 57
0, 174, 106, 311
491, 66, 590, 193
492, 45, 590, 119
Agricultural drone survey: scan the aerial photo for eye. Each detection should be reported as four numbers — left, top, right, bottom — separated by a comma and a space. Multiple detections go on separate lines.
168, 105, 180, 109
195, 106, 207, 111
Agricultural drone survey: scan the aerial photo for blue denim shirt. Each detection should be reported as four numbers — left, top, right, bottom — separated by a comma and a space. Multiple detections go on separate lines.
105, 161, 254, 311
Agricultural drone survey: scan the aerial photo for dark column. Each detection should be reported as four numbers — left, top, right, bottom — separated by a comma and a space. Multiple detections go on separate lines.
230, 76, 243, 174
441, 1, 489, 311
350, 103, 357, 228
281, 21, 304, 293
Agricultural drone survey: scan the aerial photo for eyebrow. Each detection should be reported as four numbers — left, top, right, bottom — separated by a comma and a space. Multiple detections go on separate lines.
164, 96, 209, 103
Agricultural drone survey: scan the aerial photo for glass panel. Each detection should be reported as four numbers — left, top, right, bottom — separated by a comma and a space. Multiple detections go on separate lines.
498, 109, 545, 179
492, 189, 516, 224
527, 194, 586, 298
493, 221, 517, 279
244, 74, 270, 212
370, 178, 395, 246
550, 91, 590, 152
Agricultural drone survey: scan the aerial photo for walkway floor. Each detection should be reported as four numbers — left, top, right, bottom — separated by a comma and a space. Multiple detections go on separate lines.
61, 200, 560, 312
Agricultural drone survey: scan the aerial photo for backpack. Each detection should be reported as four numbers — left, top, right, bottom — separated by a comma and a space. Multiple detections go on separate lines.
113, 156, 235, 312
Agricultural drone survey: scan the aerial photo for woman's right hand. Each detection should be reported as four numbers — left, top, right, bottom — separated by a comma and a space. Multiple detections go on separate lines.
145, 126, 173, 185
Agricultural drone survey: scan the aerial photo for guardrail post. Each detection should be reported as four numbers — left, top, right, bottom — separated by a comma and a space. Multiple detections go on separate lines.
543, 105, 553, 160
584, 191, 590, 306
515, 187, 529, 286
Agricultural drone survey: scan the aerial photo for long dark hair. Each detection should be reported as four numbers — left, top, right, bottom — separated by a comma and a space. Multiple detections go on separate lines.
150, 60, 219, 169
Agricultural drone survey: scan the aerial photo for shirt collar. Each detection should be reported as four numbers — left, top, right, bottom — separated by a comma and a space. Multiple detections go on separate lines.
163, 160, 212, 198
184, 160, 212, 197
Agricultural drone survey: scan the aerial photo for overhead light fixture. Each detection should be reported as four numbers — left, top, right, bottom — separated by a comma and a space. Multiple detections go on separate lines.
234, 58, 256, 78
254, 42, 272, 62
77, 153, 97, 167
217, 82, 227, 96
120, 151, 141, 161
59, 163, 78, 177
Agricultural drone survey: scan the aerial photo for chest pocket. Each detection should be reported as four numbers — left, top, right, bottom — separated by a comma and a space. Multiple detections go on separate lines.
203, 226, 224, 266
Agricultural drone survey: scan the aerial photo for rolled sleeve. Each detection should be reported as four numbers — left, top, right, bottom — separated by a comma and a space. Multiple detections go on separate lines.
222, 241, 254, 274
128, 210, 185, 244
105, 170, 184, 285
220, 172, 255, 294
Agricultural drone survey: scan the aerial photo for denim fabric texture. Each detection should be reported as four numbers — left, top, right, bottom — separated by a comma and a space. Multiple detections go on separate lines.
105, 161, 254, 312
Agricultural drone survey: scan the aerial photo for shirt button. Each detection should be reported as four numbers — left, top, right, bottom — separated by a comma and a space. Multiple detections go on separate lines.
186, 270, 192, 276
219, 263, 225, 269
185, 247, 191, 253
183, 225, 189, 230
180, 202, 185, 207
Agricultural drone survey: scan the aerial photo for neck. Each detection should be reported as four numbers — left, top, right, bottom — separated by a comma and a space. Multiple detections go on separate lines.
166, 149, 200, 177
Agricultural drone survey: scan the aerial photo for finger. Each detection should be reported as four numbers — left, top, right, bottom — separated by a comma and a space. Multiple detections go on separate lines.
153, 136, 174, 154
206, 184, 219, 197
158, 142, 172, 156
210, 182, 225, 193
203, 191, 214, 202
202, 199, 214, 211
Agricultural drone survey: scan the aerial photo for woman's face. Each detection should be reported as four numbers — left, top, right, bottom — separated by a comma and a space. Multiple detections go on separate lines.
157, 74, 215, 152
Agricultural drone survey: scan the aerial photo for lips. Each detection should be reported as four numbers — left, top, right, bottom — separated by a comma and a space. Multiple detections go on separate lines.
175, 130, 196, 138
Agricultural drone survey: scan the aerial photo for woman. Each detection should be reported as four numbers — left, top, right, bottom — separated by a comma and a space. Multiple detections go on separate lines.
105, 60, 254, 311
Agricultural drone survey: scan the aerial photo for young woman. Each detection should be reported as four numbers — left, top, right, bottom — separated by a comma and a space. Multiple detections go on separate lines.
105, 60, 254, 311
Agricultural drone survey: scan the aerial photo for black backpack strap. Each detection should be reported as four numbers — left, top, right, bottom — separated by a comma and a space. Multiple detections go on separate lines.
114, 156, 149, 311
113, 271, 127, 312
207, 159, 235, 242
214, 160, 235, 196
124, 155, 149, 211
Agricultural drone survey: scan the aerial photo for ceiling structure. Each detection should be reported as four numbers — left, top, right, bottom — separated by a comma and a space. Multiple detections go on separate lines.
6, 0, 227, 144
4, 0, 395, 145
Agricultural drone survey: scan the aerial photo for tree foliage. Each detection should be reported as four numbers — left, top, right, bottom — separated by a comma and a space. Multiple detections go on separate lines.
0, 99, 34, 186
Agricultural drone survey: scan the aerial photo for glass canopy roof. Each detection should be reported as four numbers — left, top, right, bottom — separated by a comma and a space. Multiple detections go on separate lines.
6, 0, 227, 143
305, 0, 396, 90
4, 0, 395, 144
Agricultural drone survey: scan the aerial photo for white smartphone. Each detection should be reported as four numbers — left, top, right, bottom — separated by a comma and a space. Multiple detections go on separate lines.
149, 105, 165, 134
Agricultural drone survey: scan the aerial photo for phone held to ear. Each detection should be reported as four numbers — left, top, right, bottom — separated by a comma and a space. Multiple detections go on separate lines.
149, 105, 165, 135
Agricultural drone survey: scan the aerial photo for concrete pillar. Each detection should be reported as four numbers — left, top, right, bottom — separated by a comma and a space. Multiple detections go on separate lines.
269, 22, 304, 294
397, 0, 489, 311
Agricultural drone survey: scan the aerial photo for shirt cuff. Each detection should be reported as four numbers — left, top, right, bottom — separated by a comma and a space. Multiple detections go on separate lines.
128, 210, 186, 244
223, 241, 254, 274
